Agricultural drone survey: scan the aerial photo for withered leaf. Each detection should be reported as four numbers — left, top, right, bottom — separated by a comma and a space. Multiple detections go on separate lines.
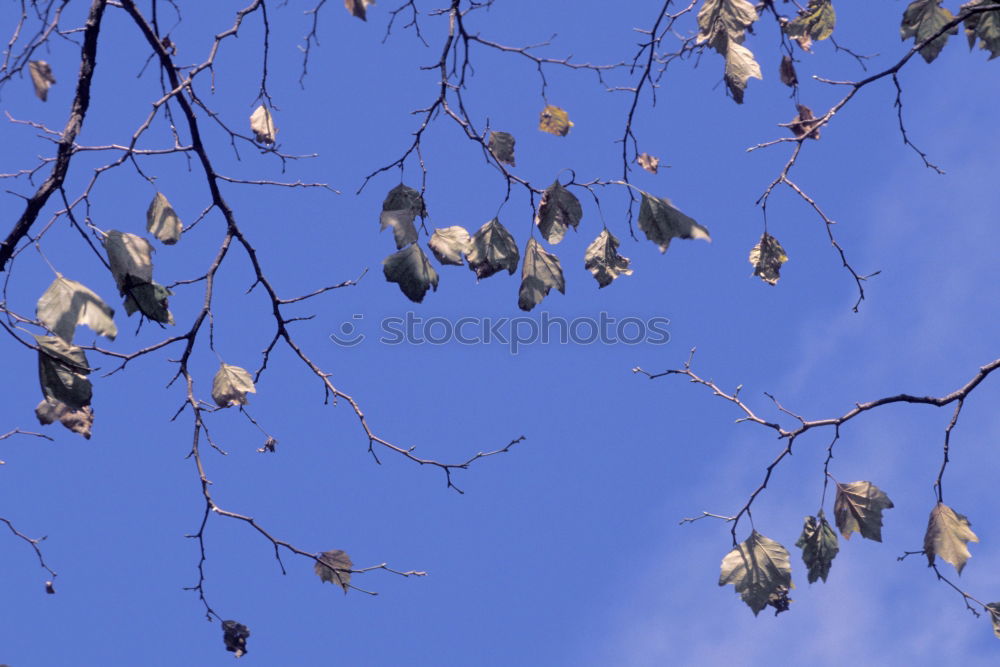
788, 104, 821, 139
834, 480, 894, 541
380, 184, 424, 249
221, 620, 250, 658
924, 502, 979, 574
428, 226, 471, 265
315, 549, 353, 592
535, 180, 582, 244
637, 191, 711, 253
796, 513, 839, 583
466, 218, 519, 280
249, 105, 277, 144
518, 238, 564, 311
539, 105, 573, 136
901, 0, 958, 63
344, 0, 375, 20
488, 131, 516, 166
29, 60, 56, 101
784, 0, 836, 51
211, 363, 256, 408
719, 530, 793, 616
779, 55, 798, 87
962, 1, 1000, 59
146, 192, 183, 245
584, 229, 632, 288
637, 152, 660, 174
383, 243, 439, 302
36, 276, 117, 343
749, 233, 789, 285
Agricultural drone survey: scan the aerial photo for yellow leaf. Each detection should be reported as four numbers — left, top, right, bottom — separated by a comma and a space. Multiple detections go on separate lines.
538, 105, 573, 136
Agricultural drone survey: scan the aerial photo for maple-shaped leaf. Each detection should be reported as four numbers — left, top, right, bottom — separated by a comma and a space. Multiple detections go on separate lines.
488, 131, 516, 166
123, 280, 174, 325
29, 60, 55, 101
719, 530, 793, 616
834, 480, 894, 541
787, 104, 821, 140
901, 0, 958, 63
539, 105, 573, 136
428, 226, 471, 265
466, 218, 519, 279
796, 513, 839, 583
779, 55, 798, 87
35, 399, 93, 440
518, 238, 564, 312
383, 243, 439, 302
962, 0, 1000, 59
784, 0, 836, 51
380, 184, 424, 249
104, 230, 153, 292
211, 363, 256, 408
749, 233, 789, 285
221, 620, 250, 658
315, 549, 353, 592
37, 276, 117, 343
146, 192, 183, 245
344, 0, 375, 20
637, 152, 660, 174
638, 191, 711, 253
924, 502, 979, 574
987, 603, 1000, 639
535, 180, 583, 244
250, 105, 277, 144
584, 229, 632, 288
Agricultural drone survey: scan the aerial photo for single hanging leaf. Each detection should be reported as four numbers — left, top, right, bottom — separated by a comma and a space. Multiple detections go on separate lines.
518, 238, 565, 312
212, 363, 256, 408
638, 191, 711, 253
36, 276, 117, 343
123, 280, 174, 325
221, 620, 250, 658
697, 0, 759, 52
779, 55, 798, 87
637, 152, 660, 174
344, 0, 374, 20
784, 0, 836, 51
787, 104, 821, 140
104, 230, 153, 292
29, 60, 56, 101
466, 218, 519, 279
383, 243, 439, 303
584, 229, 632, 288
987, 603, 1000, 639
697, 0, 761, 103
379, 184, 424, 250
924, 502, 979, 574
535, 180, 583, 244
834, 480, 894, 541
488, 131, 516, 166
724, 42, 762, 104
538, 105, 573, 136
146, 192, 183, 245
249, 105, 277, 144
35, 399, 93, 439
795, 513, 839, 583
719, 530, 793, 616
35, 335, 92, 411
962, 0, 1000, 59
428, 226, 471, 266
315, 549, 353, 592
749, 233, 789, 285
901, 0, 958, 63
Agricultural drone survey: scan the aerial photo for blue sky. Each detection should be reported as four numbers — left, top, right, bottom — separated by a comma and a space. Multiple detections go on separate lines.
1, 2, 999, 665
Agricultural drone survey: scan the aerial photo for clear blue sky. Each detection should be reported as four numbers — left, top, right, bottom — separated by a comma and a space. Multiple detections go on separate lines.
1, 2, 999, 665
